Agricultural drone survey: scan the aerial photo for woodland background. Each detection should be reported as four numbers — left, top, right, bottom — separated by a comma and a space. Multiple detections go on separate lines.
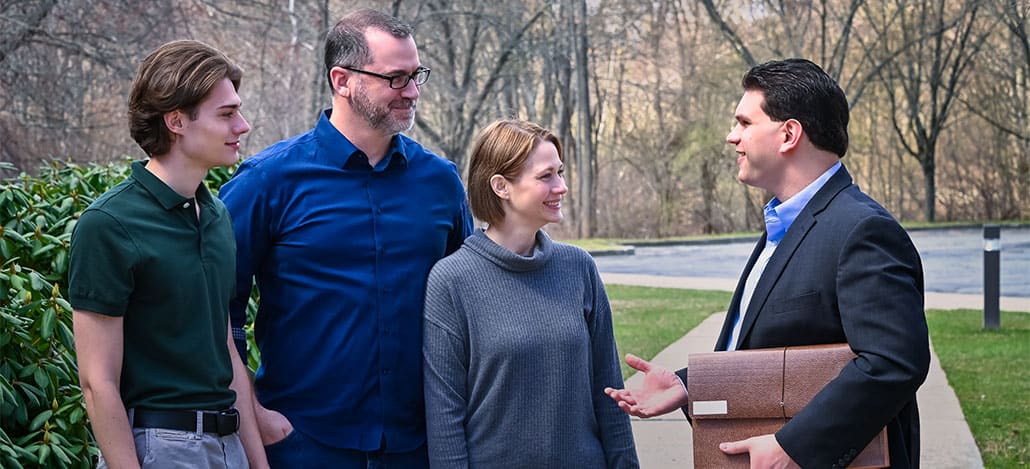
2, 0, 1028, 239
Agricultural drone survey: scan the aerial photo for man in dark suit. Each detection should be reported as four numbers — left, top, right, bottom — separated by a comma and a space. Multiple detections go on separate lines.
605, 59, 930, 468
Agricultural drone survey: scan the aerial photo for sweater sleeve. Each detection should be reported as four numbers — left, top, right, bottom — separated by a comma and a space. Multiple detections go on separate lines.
423, 266, 471, 469
586, 263, 640, 468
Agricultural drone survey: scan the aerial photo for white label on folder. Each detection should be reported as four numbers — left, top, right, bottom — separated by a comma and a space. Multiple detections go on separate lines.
693, 400, 728, 415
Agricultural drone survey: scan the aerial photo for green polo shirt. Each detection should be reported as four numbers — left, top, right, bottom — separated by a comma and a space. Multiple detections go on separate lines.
69, 161, 235, 411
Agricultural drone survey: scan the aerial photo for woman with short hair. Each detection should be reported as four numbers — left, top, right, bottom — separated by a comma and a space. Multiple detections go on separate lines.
422, 118, 639, 468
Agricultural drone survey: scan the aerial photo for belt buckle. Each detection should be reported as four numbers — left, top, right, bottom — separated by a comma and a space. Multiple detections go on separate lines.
216, 408, 240, 435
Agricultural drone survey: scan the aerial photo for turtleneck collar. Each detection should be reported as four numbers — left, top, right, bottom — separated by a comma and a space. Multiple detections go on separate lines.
464, 228, 554, 272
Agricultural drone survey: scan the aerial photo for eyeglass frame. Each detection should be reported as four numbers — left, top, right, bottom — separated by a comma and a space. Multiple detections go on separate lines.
340, 66, 431, 89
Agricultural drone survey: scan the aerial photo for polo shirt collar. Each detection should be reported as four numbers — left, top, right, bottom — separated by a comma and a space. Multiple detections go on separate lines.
314, 109, 409, 171
129, 160, 213, 211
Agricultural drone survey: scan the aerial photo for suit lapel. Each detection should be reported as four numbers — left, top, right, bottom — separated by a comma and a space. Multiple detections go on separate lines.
731, 165, 855, 349
715, 234, 767, 350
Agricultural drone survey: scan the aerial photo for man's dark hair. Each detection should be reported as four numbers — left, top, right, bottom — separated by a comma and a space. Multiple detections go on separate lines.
742, 58, 850, 157
323, 9, 415, 89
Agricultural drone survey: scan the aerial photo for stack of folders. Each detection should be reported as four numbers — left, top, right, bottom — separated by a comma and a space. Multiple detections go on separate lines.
687, 343, 889, 469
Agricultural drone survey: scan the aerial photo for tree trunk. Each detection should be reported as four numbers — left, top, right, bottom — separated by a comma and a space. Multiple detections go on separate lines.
921, 150, 936, 222
311, 0, 330, 120
574, 0, 594, 238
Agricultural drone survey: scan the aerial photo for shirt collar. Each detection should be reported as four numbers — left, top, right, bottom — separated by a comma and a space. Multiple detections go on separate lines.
764, 161, 841, 244
315, 109, 409, 171
129, 160, 211, 211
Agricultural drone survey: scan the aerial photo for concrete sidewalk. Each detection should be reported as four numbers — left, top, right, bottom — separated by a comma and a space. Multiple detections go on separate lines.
600, 273, 1023, 469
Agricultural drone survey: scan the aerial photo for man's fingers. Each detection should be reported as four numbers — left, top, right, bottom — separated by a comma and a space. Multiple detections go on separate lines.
719, 438, 751, 455
624, 353, 652, 373
617, 401, 650, 418
604, 388, 639, 406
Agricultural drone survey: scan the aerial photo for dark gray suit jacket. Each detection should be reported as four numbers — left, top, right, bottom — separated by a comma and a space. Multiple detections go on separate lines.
679, 165, 929, 468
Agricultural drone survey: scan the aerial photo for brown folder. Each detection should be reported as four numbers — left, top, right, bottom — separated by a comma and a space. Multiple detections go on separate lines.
687, 343, 889, 468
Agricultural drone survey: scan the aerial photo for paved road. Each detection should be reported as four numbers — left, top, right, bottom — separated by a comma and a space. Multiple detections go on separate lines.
594, 226, 1030, 297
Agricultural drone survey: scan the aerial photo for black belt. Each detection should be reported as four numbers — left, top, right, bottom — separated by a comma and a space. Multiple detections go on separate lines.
132, 408, 240, 436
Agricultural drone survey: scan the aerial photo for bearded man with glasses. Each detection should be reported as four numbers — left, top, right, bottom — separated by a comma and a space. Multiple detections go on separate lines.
219, 9, 472, 468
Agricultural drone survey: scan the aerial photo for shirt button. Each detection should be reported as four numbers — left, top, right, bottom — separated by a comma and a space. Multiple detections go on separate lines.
381, 368, 391, 375
183, 202, 190, 209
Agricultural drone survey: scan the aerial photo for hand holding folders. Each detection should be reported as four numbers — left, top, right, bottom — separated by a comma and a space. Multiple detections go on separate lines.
687, 344, 889, 469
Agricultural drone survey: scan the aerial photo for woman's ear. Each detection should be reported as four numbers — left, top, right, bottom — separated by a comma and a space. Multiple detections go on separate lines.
489, 174, 510, 200
164, 110, 187, 137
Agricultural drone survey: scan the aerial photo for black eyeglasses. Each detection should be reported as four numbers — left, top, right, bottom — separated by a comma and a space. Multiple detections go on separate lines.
342, 66, 431, 89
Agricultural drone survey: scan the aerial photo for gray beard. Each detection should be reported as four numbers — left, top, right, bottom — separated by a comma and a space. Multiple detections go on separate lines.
351, 88, 415, 135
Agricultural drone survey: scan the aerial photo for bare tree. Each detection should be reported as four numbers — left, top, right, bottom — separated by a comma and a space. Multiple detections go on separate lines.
963, 5, 1030, 141
407, 0, 547, 173
572, 0, 595, 237
865, 0, 992, 221
2, 0, 1024, 235
954, 0, 1030, 219
0, 1, 182, 174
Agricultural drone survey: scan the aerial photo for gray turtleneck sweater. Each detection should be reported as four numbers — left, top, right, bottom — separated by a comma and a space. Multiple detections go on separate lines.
423, 229, 639, 468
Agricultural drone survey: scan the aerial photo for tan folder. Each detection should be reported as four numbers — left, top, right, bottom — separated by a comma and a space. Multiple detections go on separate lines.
687, 343, 889, 469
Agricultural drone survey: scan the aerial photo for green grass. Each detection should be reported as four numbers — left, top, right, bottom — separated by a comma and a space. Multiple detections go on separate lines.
607, 285, 731, 378
926, 309, 1029, 467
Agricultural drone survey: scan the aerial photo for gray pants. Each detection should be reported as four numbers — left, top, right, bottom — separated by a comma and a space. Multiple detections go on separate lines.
98, 427, 248, 469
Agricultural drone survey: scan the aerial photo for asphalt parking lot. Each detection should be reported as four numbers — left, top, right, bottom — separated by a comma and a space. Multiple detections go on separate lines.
593, 226, 1030, 297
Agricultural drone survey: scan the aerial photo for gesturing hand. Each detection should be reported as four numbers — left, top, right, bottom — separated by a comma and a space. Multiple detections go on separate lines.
603, 353, 689, 418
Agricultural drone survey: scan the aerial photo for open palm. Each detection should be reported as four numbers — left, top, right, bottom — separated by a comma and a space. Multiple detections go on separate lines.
604, 353, 689, 418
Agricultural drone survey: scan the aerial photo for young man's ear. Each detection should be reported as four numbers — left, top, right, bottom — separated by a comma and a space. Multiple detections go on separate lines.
164, 110, 187, 137
489, 174, 510, 200
780, 118, 803, 152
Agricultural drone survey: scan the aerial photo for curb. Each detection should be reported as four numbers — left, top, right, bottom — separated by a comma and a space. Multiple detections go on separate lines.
586, 224, 1030, 257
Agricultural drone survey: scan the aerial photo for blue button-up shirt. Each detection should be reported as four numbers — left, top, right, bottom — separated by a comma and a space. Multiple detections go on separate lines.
219, 110, 472, 451
726, 161, 842, 350
764, 161, 842, 244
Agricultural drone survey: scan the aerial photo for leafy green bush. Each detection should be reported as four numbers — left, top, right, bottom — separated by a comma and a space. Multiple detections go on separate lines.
1, 160, 128, 468
1, 160, 255, 468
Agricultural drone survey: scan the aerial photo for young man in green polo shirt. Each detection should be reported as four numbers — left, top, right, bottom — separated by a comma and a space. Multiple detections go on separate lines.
69, 40, 267, 468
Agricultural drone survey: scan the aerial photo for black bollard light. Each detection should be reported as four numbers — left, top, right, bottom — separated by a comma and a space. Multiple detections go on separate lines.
983, 224, 1000, 330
